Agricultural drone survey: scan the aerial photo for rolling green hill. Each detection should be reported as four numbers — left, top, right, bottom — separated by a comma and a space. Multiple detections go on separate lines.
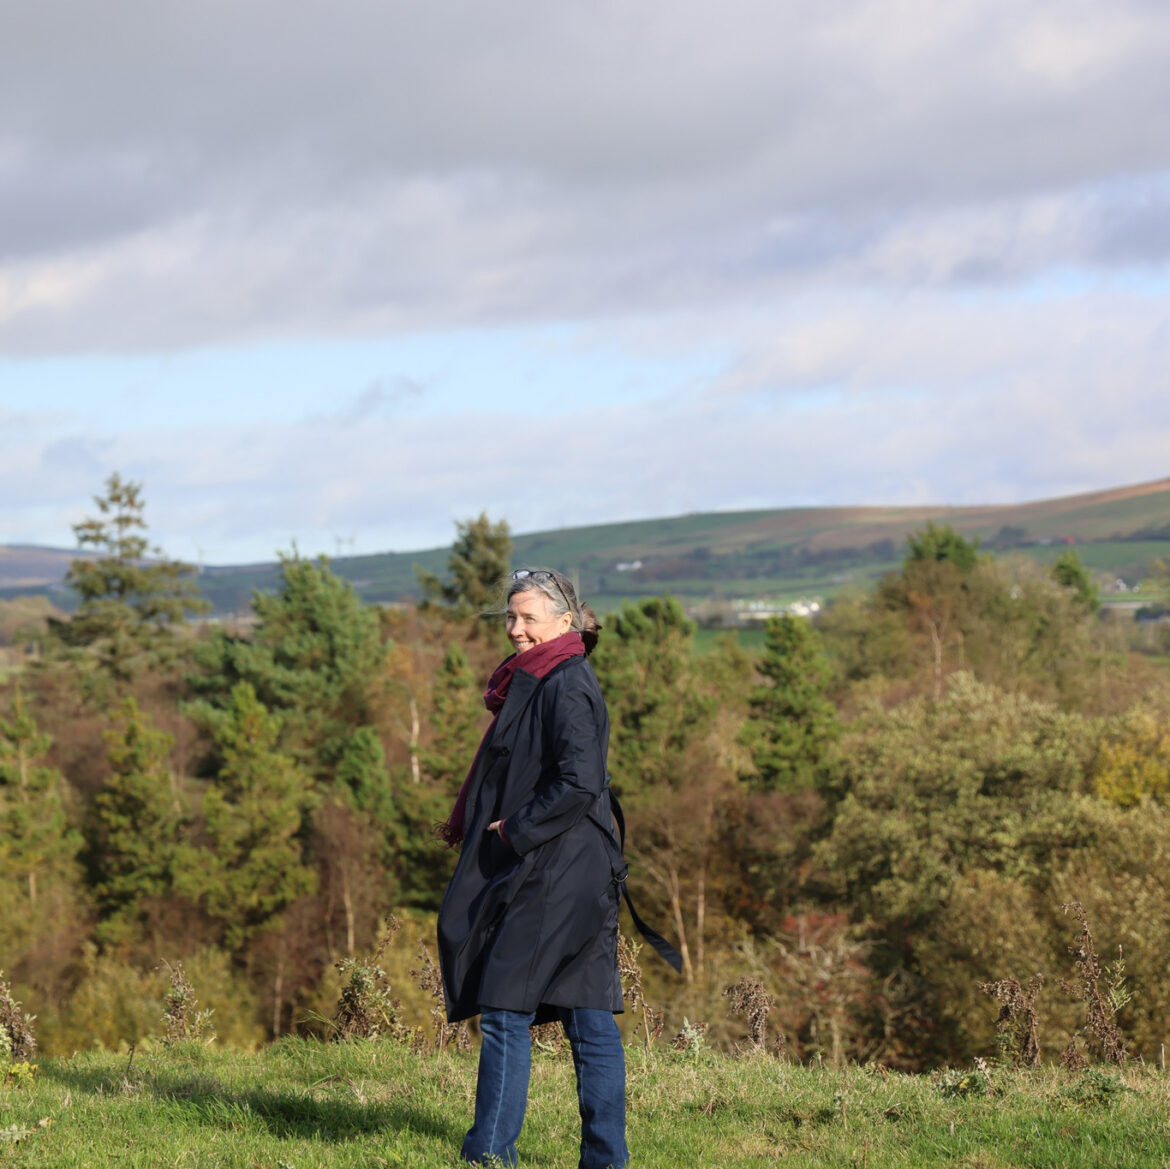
6, 477, 1170, 615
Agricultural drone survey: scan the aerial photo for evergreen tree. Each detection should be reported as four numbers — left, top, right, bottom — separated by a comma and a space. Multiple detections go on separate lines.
1050, 549, 1099, 613
176, 682, 316, 953
49, 473, 208, 683
741, 615, 839, 792
905, 523, 980, 571
591, 597, 724, 983
386, 642, 486, 912
591, 597, 713, 793
421, 643, 484, 789
0, 692, 84, 931
90, 698, 181, 946
189, 554, 385, 784
336, 725, 394, 822
417, 512, 512, 620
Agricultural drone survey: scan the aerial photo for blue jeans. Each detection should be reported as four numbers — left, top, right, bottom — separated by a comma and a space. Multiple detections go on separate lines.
462, 1007, 628, 1169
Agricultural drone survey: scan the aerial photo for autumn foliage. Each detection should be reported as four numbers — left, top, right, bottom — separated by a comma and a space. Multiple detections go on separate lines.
3, 488, 1169, 1070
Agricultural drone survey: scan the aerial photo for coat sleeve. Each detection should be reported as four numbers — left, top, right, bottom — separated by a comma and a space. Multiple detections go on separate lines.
501, 672, 607, 856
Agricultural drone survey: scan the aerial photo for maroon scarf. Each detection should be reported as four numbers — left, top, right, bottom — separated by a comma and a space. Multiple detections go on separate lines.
439, 632, 585, 846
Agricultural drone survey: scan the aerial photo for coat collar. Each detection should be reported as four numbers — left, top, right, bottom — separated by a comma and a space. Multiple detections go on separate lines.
493, 655, 577, 740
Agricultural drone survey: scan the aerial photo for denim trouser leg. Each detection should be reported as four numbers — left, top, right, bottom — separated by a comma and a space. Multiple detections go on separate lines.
462, 1008, 536, 1166
560, 1008, 629, 1169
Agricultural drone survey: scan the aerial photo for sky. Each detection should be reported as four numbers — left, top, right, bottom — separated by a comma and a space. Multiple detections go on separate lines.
3, 0, 1170, 565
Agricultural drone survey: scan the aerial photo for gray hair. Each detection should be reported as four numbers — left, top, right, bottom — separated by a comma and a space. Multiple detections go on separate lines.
505, 568, 602, 653
507, 568, 582, 630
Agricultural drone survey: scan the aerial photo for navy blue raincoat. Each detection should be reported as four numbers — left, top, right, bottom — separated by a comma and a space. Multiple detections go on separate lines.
437, 655, 623, 1024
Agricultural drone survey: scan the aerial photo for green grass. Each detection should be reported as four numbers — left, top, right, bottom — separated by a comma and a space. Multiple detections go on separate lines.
4, 1043, 1170, 1167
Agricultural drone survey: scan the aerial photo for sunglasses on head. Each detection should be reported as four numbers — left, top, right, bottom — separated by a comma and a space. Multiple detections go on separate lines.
511, 568, 573, 613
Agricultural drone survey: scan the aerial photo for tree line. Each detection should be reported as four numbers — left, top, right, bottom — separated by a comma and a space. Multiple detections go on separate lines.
3, 475, 1170, 1067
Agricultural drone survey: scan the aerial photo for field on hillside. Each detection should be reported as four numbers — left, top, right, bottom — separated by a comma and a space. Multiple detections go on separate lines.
5, 477, 1170, 615
158, 477, 1170, 614
3, 1041, 1168, 1168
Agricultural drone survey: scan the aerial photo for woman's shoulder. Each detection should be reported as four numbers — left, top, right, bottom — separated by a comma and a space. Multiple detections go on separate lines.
542, 654, 603, 699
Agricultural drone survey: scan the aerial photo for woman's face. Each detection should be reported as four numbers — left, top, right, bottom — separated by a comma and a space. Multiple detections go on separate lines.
505, 588, 572, 654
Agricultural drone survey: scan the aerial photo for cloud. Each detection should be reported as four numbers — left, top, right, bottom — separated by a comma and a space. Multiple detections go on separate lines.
4, 1, 1170, 353
4, 1, 1170, 561
4, 275, 1169, 562
346, 378, 427, 422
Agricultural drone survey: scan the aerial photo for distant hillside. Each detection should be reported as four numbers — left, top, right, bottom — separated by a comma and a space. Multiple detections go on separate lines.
5, 477, 1170, 615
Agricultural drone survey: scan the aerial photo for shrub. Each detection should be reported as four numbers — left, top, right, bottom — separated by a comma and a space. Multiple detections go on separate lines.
159, 960, 216, 1047
723, 976, 774, 1052
333, 917, 414, 1043
0, 975, 36, 1062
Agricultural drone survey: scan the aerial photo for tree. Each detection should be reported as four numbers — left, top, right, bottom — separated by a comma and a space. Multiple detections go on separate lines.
49, 473, 208, 683
816, 674, 1098, 927
592, 598, 711, 794
421, 644, 485, 789
867, 525, 984, 701
0, 689, 85, 962
336, 725, 394, 821
417, 513, 512, 621
0, 689, 81, 904
905, 523, 980, 571
592, 597, 730, 985
1050, 549, 1099, 614
741, 615, 839, 793
813, 674, 1101, 1062
384, 642, 487, 912
189, 554, 386, 785
822, 545, 1103, 710
1093, 707, 1170, 806
90, 698, 182, 947
176, 683, 317, 953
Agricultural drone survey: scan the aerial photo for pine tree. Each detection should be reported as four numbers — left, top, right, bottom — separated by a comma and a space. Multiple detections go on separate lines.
336, 725, 393, 821
49, 473, 208, 683
189, 554, 385, 785
1050, 549, 1099, 613
592, 597, 712, 792
176, 683, 316, 953
421, 644, 484, 789
0, 690, 85, 960
591, 597, 721, 983
905, 523, 980, 571
384, 642, 486, 912
90, 698, 181, 945
741, 614, 840, 792
417, 513, 512, 621
0, 689, 80, 902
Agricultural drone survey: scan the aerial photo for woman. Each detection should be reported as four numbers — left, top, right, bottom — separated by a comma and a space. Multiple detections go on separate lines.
437, 567, 627, 1169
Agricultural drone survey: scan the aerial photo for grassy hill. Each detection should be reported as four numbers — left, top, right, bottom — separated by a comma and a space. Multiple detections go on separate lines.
5, 477, 1170, 616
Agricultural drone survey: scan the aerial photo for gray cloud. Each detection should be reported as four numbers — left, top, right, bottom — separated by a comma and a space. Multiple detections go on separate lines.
4, 1, 1170, 353
5, 0, 1170, 560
